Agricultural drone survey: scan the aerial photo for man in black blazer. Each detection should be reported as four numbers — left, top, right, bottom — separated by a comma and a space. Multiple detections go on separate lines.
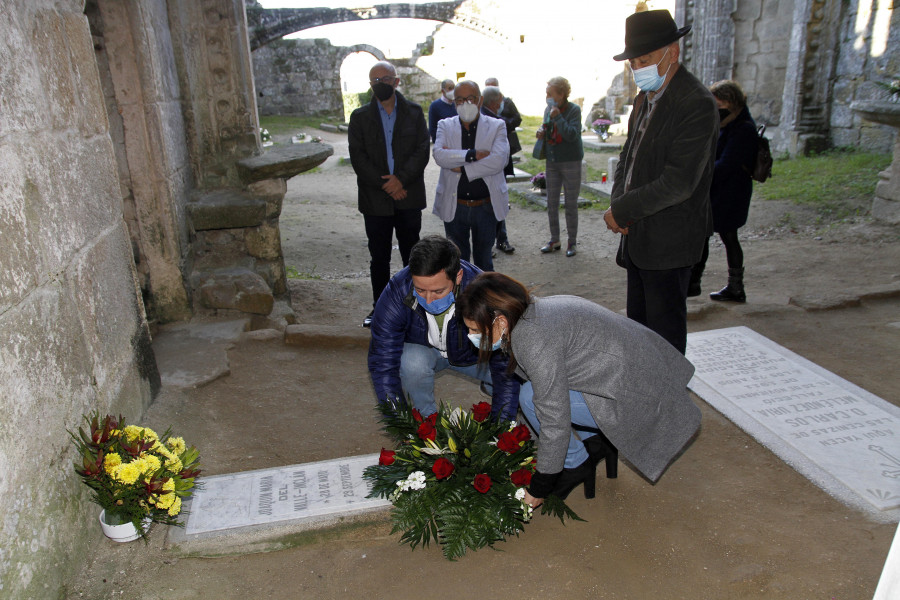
349, 61, 430, 328
606, 10, 717, 354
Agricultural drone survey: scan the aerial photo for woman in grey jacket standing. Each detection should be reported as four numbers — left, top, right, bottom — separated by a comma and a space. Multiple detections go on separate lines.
536, 76, 583, 257
456, 272, 701, 506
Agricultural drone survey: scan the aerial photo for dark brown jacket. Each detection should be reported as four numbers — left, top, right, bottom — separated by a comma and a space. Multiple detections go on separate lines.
611, 66, 717, 270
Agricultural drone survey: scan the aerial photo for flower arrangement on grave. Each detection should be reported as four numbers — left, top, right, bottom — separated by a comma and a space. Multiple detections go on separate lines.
259, 128, 273, 146
363, 399, 582, 560
70, 413, 201, 535
530, 172, 547, 190
592, 118, 613, 141
875, 78, 900, 102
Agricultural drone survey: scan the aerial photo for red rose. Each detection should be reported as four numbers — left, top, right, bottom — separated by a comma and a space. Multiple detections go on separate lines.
496, 431, 520, 453
510, 468, 533, 487
471, 402, 491, 422
412, 409, 423, 423
426, 413, 438, 426
473, 474, 492, 493
511, 424, 531, 442
432, 457, 455, 480
417, 421, 436, 441
379, 448, 396, 466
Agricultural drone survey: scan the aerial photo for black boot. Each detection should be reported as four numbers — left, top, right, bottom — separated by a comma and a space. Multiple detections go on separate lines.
583, 432, 618, 479
710, 267, 746, 302
550, 458, 597, 500
687, 263, 704, 297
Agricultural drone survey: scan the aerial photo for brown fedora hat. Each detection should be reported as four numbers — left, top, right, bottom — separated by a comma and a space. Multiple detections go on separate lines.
613, 10, 691, 61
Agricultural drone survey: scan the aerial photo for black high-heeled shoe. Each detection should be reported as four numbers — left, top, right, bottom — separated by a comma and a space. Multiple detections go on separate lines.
579, 429, 618, 479
550, 457, 596, 500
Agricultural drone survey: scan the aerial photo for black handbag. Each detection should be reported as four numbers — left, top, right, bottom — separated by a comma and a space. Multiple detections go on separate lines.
532, 136, 546, 160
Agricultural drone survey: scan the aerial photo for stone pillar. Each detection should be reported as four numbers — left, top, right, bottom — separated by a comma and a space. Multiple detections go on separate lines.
93, 0, 192, 323
679, 0, 736, 86
167, 0, 261, 189
776, 0, 842, 155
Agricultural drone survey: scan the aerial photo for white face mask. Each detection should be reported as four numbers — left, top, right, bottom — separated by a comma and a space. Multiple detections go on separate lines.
632, 47, 671, 92
457, 102, 480, 123
444, 90, 454, 102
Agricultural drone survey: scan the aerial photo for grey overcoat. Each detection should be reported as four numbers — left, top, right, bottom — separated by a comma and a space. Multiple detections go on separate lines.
512, 296, 701, 483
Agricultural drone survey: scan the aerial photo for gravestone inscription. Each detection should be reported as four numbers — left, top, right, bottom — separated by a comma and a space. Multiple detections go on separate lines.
686, 326, 900, 516
185, 454, 389, 535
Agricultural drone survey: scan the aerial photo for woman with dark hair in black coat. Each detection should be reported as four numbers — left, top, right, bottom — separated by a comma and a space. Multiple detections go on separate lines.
689, 80, 758, 302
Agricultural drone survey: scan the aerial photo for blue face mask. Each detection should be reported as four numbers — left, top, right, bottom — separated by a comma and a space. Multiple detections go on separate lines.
546, 97, 557, 107
632, 47, 671, 92
413, 289, 455, 315
467, 333, 503, 351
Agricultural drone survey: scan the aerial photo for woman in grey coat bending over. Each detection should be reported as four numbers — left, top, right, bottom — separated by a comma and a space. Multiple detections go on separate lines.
456, 272, 701, 507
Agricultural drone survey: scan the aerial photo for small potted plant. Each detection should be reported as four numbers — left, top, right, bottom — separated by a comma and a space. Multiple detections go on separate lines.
530, 172, 547, 194
70, 413, 201, 542
875, 78, 900, 103
592, 118, 613, 142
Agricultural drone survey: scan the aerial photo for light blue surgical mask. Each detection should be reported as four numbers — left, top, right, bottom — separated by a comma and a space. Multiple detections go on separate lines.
546, 97, 557, 108
413, 289, 455, 315
467, 332, 503, 351
632, 47, 671, 92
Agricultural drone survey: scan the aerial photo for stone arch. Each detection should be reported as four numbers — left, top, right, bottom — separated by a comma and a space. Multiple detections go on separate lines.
344, 43, 386, 62
246, 1, 509, 51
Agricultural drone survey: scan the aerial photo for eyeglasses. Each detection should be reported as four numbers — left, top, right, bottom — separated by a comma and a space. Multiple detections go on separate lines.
454, 96, 479, 106
371, 76, 397, 85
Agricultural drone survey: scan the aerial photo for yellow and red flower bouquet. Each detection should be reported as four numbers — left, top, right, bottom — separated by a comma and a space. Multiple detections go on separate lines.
70, 413, 201, 536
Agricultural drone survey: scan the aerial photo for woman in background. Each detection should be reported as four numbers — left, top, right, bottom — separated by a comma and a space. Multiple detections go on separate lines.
536, 76, 583, 257
689, 80, 757, 302
457, 272, 701, 507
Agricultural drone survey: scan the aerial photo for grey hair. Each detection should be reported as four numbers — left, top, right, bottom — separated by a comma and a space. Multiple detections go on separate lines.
482, 86, 502, 107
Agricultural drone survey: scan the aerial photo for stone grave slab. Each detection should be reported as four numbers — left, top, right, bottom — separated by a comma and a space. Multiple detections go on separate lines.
183, 454, 389, 536
686, 326, 900, 521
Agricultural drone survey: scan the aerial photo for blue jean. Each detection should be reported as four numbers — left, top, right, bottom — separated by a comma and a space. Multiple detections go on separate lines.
399, 343, 492, 416
518, 381, 597, 468
444, 201, 497, 272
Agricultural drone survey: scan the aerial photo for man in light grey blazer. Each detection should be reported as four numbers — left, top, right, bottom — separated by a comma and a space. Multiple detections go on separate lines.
605, 10, 717, 355
433, 80, 510, 272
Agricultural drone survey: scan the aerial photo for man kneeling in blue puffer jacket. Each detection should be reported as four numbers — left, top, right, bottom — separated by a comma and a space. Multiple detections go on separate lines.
368, 235, 520, 420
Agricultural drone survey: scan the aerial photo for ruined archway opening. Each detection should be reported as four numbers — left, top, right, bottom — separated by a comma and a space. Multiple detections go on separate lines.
340, 51, 380, 122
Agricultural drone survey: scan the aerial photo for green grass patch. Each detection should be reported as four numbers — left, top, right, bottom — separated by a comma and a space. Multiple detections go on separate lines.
258, 114, 341, 136
285, 265, 322, 280
757, 148, 890, 218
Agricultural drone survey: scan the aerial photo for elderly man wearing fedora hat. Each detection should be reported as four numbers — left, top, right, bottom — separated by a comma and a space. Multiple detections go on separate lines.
604, 9, 717, 355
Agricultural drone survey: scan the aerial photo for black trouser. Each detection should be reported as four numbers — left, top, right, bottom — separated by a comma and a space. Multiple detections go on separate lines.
623, 248, 691, 355
696, 229, 744, 272
364, 209, 421, 305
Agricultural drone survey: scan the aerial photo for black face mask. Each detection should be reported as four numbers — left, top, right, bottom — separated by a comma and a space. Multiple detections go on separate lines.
372, 82, 395, 102
718, 108, 731, 121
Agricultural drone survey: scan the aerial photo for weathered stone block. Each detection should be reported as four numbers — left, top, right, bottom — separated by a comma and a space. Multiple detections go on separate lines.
199, 269, 274, 315
189, 190, 267, 230
283, 323, 370, 348
246, 178, 287, 218
245, 222, 282, 260
236, 143, 333, 183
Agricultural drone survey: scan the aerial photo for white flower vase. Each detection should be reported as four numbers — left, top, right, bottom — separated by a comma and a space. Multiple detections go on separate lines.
99, 509, 151, 542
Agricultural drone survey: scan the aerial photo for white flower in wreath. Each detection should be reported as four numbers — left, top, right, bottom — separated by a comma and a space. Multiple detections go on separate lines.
397, 471, 427, 492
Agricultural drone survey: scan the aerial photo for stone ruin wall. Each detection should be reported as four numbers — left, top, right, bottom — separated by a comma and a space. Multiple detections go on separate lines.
253, 37, 441, 121
253, 1, 897, 154
687, 0, 898, 154
0, 1, 160, 597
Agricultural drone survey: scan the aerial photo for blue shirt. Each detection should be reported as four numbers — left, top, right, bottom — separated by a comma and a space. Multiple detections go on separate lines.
378, 101, 397, 174
428, 98, 457, 142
